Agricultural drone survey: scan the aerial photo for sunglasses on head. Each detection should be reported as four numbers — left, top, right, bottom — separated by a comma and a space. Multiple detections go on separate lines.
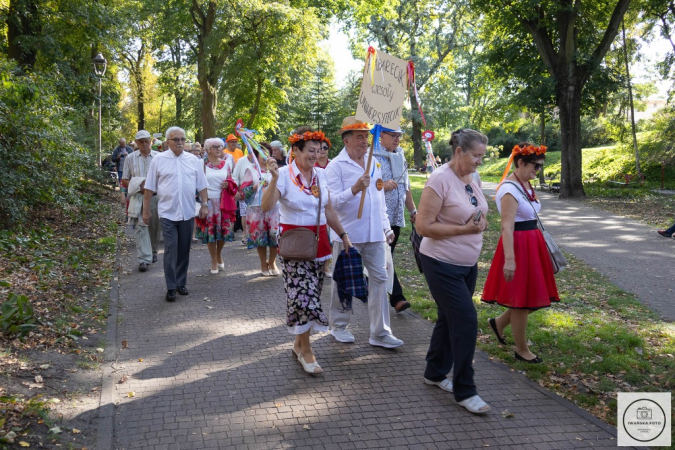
465, 184, 478, 207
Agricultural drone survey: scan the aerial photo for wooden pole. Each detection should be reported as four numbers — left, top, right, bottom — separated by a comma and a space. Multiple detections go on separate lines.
357, 135, 377, 219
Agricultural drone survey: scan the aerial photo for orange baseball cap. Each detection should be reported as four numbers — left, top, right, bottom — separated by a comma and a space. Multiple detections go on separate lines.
226, 134, 238, 142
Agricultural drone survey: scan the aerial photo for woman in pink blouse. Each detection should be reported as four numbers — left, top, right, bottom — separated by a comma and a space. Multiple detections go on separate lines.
416, 129, 491, 415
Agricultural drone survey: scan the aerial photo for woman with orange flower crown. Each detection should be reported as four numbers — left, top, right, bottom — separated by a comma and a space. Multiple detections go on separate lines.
261, 126, 352, 375
481, 142, 560, 364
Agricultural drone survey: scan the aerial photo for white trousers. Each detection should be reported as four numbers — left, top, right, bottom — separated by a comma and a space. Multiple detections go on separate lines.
329, 241, 393, 338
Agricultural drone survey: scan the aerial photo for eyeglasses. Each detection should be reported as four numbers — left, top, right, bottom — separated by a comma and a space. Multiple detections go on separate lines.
320, 146, 329, 151
465, 184, 478, 207
383, 132, 402, 139
168, 138, 187, 143
531, 162, 544, 171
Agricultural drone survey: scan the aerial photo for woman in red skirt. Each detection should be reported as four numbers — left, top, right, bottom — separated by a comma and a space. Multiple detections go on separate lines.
481, 142, 559, 364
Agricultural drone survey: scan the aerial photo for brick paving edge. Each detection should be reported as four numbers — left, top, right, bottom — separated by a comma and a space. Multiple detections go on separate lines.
95, 239, 120, 450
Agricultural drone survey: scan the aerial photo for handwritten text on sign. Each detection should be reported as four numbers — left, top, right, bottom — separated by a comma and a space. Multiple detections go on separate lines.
355, 50, 408, 130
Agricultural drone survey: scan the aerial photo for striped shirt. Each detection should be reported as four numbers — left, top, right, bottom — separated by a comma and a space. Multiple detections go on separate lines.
122, 150, 159, 180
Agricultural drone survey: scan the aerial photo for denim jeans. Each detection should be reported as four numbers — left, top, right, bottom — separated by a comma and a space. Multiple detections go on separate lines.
421, 253, 479, 402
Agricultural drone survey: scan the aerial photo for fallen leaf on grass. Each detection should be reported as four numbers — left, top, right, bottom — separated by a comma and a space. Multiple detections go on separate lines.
127, 392, 135, 397
72, 428, 81, 434
39, 364, 51, 370
96, 348, 104, 353
501, 410, 514, 418
138, 358, 143, 362
206, 306, 214, 310
35, 375, 43, 383
3, 431, 16, 443
19, 441, 30, 447
49, 427, 61, 434
302, 425, 311, 430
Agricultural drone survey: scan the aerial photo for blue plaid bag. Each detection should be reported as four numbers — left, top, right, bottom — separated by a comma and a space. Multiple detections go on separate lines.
332, 246, 368, 311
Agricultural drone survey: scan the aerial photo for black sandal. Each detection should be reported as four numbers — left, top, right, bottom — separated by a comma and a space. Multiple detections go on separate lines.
514, 351, 542, 364
488, 318, 507, 345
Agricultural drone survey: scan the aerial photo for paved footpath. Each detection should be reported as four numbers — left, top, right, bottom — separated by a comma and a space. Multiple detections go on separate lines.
104, 228, 625, 450
483, 182, 675, 321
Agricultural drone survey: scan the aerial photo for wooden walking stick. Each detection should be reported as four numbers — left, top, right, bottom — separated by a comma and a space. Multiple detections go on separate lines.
357, 131, 377, 219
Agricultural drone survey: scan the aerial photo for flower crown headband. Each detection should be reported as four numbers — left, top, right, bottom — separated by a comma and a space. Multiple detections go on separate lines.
288, 130, 331, 147
512, 144, 547, 156
495, 143, 547, 194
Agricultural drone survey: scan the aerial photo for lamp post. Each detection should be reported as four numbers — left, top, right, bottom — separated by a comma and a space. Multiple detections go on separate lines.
92, 53, 107, 167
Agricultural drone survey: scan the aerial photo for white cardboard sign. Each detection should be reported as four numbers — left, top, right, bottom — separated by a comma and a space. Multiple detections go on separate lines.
355, 49, 408, 130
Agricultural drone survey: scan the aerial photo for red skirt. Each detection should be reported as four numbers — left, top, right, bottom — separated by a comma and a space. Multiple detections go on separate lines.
481, 225, 560, 310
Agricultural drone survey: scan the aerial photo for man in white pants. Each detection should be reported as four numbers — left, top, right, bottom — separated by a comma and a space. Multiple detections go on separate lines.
121, 130, 160, 272
324, 116, 403, 348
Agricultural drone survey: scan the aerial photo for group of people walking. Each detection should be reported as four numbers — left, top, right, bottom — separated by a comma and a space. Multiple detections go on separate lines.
126, 117, 560, 416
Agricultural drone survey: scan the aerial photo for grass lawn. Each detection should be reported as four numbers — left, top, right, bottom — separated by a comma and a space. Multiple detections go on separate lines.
397, 173, 675, 428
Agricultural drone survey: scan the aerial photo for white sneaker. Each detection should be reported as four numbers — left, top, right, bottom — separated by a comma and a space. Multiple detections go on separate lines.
423, 377, 453, 392
331, 328, 355, 343
457, 395, 492, 415
369, 334, 403, 348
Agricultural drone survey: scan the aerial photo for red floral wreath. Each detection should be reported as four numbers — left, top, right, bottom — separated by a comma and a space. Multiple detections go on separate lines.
512, 144, 547, 156
288, 131, 331, 147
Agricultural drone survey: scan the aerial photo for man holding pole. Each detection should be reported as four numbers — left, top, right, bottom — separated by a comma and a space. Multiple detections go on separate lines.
324, 116, 403, 348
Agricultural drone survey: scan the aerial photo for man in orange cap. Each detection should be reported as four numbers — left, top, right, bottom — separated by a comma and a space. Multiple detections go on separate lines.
224, 135, 244, 162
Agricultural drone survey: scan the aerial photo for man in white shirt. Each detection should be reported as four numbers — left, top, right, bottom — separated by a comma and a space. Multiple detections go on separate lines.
324, 116, 403, 349
142, 127, 208, 302
122, 130, 160, 272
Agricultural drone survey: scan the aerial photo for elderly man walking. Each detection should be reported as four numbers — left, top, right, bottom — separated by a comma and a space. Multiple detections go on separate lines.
324, 116, 403, 348
121, 130, 161, 272
143, 127, 208, 302
374, 127, 417, 313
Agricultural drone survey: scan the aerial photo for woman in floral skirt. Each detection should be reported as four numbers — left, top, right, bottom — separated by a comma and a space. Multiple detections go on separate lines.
261, 126, 352, 375
241, 144, 280, 276
195, 138, 236, 273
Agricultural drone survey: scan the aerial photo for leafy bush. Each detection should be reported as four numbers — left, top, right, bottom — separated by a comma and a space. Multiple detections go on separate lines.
0, 55, 99, 227
0, 289, 39, 339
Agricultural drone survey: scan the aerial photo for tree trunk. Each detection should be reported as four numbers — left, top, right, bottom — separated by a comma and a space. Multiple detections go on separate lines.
175, 92, 183, 125
247, 75, 263, 129
557, 80, 586, 198
200, 79, 217, 139
539, 108, 546, 184
410, 93, 424, 168
622, 21, 641, 175
7, 0, 40, 70
137, 69, 145, 130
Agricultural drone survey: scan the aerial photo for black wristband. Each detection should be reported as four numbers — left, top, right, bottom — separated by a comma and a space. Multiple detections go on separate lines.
339, 231, 348, 239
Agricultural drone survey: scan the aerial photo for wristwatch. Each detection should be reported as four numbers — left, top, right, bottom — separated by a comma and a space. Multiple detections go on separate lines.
200, 201, 208, 207
409, 209, 417, 215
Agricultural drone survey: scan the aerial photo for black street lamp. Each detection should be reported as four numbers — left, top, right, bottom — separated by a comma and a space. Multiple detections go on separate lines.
92, 53, 107, 167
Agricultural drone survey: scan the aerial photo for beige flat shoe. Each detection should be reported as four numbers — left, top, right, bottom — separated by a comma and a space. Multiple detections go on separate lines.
298, 354, 323, 374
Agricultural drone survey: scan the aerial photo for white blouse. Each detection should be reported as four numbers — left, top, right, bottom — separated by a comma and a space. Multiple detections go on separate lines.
495, 181, 541, 222
276, 161, 328, 226
205, 156, 233, 199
